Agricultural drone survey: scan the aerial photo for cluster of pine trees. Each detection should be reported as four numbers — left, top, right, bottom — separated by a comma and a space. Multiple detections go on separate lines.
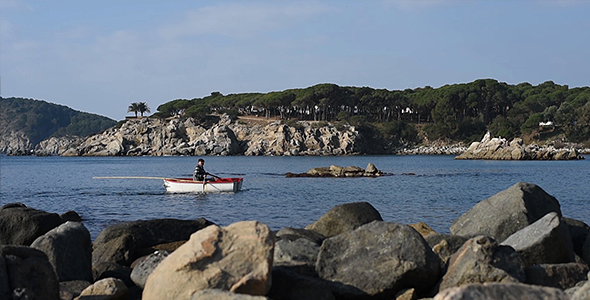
157, 79, 590, 144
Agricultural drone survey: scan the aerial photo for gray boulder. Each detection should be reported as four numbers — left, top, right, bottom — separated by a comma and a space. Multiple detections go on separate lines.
130, 250, 169, 289
563, 217, 590, 258
437, 236, 525, 292
274, 238, 320, 276
571, 277, 590, 300
500, 212, 575, 267
424, 233, 469, 266
316, 221, 441, 299
434, 282, 569, 300
276, 227, 325, 245
31, 221, 93, 282
268, 266, 365, 300
274, 227, 325, 275
0, 203, 63, 245
143, 221, 274, 300
0, 245, 60, 300
59, 280, 92, 300
92, 218, 214, 267
190, 289, 270, 300
525, 263, 589, 290
305, 202, 383, 238
76, 277, 128, 300
450, 182, 562, 242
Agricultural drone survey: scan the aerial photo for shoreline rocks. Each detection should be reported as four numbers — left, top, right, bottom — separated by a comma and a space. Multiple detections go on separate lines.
456, 131, 585, 160
57, 115, 365, 157
4, 182, 590, 299
6, 116, 590, 158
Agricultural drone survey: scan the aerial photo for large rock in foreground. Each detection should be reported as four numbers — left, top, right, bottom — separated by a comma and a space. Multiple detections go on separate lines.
0, 203, 63, 246
437, 236, 525, 292
455, 131, 584, 160
31, 221, 93, 282
450, 182, 562, 242
316, 221, 441, 299
92, 218, 214, 267
500, 212, 575, 267
0, 245, 60, 300
305, 202, 383, 238
434, 282, 569, 300
142, 221, 274, 300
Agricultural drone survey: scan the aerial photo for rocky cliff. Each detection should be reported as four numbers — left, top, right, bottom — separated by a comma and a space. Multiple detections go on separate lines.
455, 132, 584, 160
57, 115, 365, 156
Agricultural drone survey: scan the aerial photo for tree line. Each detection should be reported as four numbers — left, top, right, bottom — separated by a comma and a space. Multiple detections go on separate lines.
154, 79, 590, 144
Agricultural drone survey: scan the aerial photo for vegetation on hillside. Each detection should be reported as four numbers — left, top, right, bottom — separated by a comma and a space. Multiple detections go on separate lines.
0, 97, 117, 145
155, 79, 590, 145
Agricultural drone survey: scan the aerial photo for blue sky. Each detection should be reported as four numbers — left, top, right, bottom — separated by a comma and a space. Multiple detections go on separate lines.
1, 0, 589, 120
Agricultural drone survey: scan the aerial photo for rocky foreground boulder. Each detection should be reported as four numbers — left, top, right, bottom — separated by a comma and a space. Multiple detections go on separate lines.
3, 181, 590, 299
450, 182, 562, 242
0, 203, 63, 245
304, 201, 383, 238
142, 221, 274, 300
455, 131, 584, 160
316, 221, 442, 299
0, 246, 60, 300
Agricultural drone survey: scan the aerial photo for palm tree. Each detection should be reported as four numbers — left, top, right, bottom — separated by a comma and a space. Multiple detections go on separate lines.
128, 102, 151, 118
128, 103, 140, 118
137, 102, 151, 117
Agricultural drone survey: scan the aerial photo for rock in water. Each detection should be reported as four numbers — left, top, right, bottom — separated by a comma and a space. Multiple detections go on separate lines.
450, 182, 562, 242
142, 221, 274, 300
315, 221, 441, 299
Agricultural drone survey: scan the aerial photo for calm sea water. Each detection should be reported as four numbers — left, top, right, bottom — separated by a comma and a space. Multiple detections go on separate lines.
1, 155, 589, 240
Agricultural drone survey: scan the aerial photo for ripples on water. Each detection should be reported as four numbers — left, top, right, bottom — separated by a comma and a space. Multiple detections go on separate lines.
0, 155, 589, 240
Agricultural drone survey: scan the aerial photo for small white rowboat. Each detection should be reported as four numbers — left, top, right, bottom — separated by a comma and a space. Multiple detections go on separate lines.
163, 177, 243, 193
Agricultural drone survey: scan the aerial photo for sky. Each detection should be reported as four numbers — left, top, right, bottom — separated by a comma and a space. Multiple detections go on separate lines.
1, 0, 590, 120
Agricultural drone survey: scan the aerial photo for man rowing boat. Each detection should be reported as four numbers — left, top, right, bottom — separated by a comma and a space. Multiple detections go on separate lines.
193, 158, 211, 181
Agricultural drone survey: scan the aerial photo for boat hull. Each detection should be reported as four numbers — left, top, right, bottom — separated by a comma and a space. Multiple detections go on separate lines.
163, 177, 243, 193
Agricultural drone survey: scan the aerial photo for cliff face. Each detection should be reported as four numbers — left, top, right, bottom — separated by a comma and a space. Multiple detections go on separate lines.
57, 115, 365, 156
0, 131, 33, 155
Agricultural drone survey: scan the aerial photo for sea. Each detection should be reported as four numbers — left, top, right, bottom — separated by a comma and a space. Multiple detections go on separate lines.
1, 155, 589, 240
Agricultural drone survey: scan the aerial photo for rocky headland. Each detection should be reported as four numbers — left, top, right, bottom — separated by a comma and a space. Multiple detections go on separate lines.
456, 131, 585, 160
5, 115, 590, 158
53, 115, 365, 157
3, 182, 590, 299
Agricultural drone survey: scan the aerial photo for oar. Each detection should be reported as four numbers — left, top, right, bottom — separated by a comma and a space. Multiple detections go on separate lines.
93, 176, 168, 180
207, 173, 222, 180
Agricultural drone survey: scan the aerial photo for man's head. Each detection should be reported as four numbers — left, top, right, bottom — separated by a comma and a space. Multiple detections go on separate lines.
198, 158, 205, 165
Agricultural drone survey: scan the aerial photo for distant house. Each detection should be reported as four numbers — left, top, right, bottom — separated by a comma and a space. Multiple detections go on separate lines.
539, 121, 553, 127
